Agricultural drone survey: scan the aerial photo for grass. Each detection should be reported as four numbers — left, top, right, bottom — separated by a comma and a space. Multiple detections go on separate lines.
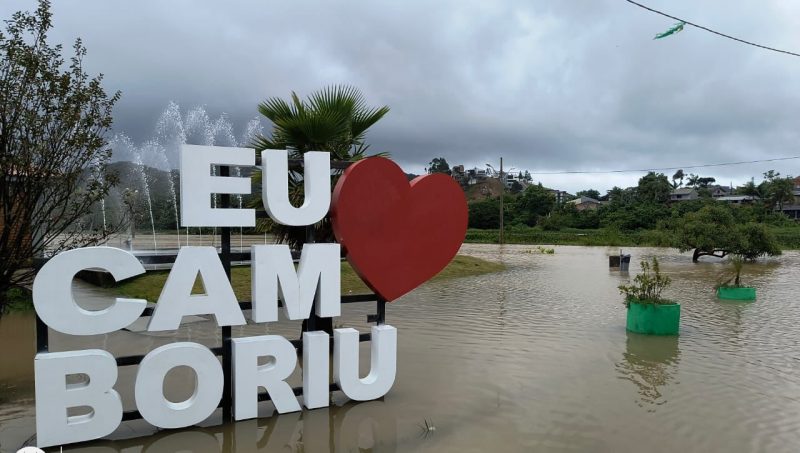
768, 226, 800, 249
115, 255, 505, 301
466, 226, 800, 249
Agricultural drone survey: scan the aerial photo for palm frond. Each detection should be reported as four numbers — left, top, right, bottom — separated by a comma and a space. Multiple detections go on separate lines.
352, 105, 390, 139
251, 134, 283, 152
257, 98, 293, 122
252, 85, 390, 249
306, 84, 358, 115
290, 91, 306, 116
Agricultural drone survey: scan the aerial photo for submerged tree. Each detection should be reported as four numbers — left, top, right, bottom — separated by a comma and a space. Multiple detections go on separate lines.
250, 85, 389, 248
0, 0, 120, 311
673, 205, 780, 262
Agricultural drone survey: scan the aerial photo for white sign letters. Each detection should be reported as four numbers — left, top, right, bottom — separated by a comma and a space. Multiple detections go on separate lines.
31, 146, 397, 448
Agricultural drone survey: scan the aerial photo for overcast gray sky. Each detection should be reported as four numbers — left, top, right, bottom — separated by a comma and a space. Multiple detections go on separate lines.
3, 0, 800, 193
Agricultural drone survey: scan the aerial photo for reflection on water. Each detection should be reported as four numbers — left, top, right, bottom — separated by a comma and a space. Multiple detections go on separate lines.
66, 401, 396, 453
0, 311, 35, 424
2, 245, 800, 452
616, 333, 680, 409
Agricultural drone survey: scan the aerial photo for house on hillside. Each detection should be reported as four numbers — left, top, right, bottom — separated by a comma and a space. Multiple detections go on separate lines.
465, 167, 489, 185
709, 185, 733, 198
716, 195, 758, 205
567, 196, 601, 211
547, 189, 572, 205
792, 177, 800, 198
504, 171, 525, 188
780, 204, 800, 220
778, 179, 800, 220
450, 165, 468, 186
670, 188, 698, 202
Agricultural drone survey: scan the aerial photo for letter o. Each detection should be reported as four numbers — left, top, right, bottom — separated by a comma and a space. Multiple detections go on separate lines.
135, 343, 223, 429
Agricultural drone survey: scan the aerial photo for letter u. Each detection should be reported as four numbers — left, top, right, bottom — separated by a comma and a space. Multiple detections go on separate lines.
261, 149, 330, 225
334, 325, 397, 401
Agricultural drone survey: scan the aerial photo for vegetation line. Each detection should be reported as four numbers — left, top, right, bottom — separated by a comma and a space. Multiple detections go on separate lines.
465, 226, 800, 250
526, 156, 800, 175
114, 255, 505, 302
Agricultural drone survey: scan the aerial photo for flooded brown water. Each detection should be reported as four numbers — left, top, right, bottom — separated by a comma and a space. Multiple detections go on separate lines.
2, 244, 800, 452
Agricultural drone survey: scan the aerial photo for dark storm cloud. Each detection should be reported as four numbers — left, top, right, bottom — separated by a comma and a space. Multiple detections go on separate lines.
2, 0, 799, 192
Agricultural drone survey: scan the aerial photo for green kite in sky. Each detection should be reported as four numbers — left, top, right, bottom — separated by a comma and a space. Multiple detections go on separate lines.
653, 21, 686, 40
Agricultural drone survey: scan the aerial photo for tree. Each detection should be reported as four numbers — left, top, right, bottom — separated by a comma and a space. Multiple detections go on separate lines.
736, 222, 781, 260
250, 85, 389, 248
672, 169, 684, 188
516, 184, 555, 226
772, 178, 794, 211
606, 186, 636, 205
576, 189, 601, 200
636, 172, 672, 204
600, 201, 669, 231
673, 205, 781, 262
468, 199, 500, 229
696, 177, 716, 189
523, 170, 532, 183
736, 180, 760, 197
0, 1, 120, 310
426, 157, 450, 175
674, 205, 736, 261
686, 174, 700, 188
761, 172, 794, 212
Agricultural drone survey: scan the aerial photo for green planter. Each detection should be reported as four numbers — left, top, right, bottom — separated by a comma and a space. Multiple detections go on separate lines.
626, 300, 680, 336
716, 286, 756, 301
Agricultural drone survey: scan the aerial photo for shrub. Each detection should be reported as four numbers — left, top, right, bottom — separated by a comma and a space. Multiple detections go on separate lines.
618, 257, 673, 306
716, 255, 746, 289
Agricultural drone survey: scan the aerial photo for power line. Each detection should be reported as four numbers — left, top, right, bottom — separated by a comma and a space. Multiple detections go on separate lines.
528, 155, 800, 175
625, 0, 800, 58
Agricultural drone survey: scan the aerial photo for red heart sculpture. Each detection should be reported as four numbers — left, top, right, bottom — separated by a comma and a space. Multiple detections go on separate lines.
330, 157, 468, 301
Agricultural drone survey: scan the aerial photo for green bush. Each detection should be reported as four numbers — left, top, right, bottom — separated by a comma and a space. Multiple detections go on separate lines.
468, 199, 500, 229
619, 257, 673, 306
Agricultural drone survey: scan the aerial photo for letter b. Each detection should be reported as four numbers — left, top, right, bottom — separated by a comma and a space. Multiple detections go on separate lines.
35, 350, 122, 448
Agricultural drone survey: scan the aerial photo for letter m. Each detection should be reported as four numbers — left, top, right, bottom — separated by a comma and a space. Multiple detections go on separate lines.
251, 244, 341, 322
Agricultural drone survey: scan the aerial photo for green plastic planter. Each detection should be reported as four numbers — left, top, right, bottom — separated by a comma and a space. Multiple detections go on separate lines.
717, 286, 756, 301
626, 300, 680, 336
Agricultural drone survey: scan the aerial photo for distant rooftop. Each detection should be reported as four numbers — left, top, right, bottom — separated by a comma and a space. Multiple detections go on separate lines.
568, 196, 600, 204
716, 195, 758, 202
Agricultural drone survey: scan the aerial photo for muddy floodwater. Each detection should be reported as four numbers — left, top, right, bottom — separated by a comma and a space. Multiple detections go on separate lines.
2, 244, 800, 452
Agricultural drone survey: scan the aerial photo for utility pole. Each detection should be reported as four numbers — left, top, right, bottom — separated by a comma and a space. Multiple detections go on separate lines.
499, 157, 504, 244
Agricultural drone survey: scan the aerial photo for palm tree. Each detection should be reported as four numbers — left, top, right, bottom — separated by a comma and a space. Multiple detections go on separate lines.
671, 169, 684, 188
250, 85, 390, 248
